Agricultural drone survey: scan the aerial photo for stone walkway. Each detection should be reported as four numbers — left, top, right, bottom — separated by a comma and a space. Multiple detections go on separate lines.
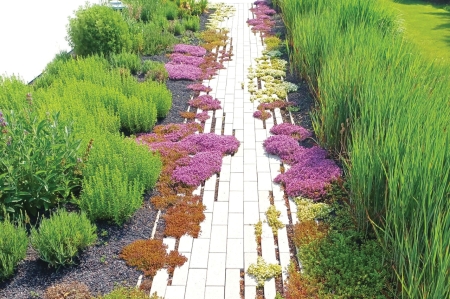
150, 2, 296, 298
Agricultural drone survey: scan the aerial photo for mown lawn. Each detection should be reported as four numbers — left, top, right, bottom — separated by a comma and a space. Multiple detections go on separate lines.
387, 0, 450, 63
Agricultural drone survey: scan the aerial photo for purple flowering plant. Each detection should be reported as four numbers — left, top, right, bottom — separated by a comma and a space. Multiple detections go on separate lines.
173, 44, 207, 57
253, 110, 272, 120
187, 84, 212, 93
270, 123, 312, 141
170, 53, 206, 66
165, 63, 203, 81
172, 151, 223, 186
196, 111, 210, 122
189, 95, 222, 111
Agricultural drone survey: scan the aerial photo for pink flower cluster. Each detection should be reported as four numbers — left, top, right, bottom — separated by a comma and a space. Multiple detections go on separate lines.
253, 110, 272, 120
165, 63, 203, 81
137, 123, 201, 143
247, 2, 276, 33
189, 95, 222, 111
187, 84, 213, 93
263, 135, 341, 199
170, 53, 205, 66
196, 111, 210, 122
181, 133, 240, 155
173, 44, 207, 57
270, 123, 312, 141
172, 151, 223, 186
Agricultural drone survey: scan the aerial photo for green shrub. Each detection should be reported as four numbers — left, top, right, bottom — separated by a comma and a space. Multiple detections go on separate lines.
30, 209, 97, 267
164, 2, 179, 20
0, 109, 83, 218
0, 219, 28, 281
84, 134, 161, 191
78, 165, 145, 225
142, 22, 176, 55
0, 76, 32, 112
67, 4, 132, 56
183, 16, 200, 32
142, 60, 169, 83
172, 20, 185, 36
109, 52, 141, 74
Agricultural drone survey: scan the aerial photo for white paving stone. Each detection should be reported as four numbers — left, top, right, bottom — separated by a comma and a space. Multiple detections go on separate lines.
203, 190, 215, 213
190, 239, 210, 268
278, 227, 290, 253
206, 253, 226, 286
244, 225, 257, 253
200, 213, 213, 239
172, 252, 191, 286
179, 235, 194, 253
280, 252, 291, 284
228, 213, 244, 238
261, 223, 277, 264
150, 269, 168, 298
205, 286, 225, 299
230, 172, 244, 191
204, 174, 217, 191
244, 201, 259, 224
185, 269, 207, 299
275, 200, 290, 225
210, 225, 228, 253
245, 286, 256, 299
164, 286, 186, 299
258, 190, 271, 214
230, 156, 244, 173
257, 172, 273, 191
244, 252, 258, 286
213, 202, 229, 225
226, 239, 244, 268
229, 191, 244, 213
225, 269, 241, 299
220, 163, 232, 182
264, 277, 277, 299
243, 181, 258, 201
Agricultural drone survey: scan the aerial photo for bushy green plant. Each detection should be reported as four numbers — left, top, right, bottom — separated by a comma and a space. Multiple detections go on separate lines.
183, 16, 200, 32
0, 219, 28, 280
67, 4, 132, 56
78, 165, 145, 225
0, 108, 83, 218
265, 205, 284, 236
30, 209, 97, 267
109, 52, 141, 74
164, 2, 179, 20
141, 60, 169, 82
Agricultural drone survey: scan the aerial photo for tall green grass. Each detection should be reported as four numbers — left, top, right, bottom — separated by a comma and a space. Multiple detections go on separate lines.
278, 0, 450, 297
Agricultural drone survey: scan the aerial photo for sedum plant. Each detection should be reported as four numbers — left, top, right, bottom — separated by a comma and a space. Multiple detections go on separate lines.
0, 219, 28, 281
30, 209, 97, 267
265, 205, 284, 236
247, 256, 282, 287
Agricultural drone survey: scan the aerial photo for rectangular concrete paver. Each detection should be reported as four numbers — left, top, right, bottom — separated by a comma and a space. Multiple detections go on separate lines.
185, 269, 207, 299
225, 269, 241, 299
190, 239, 210, 268
226, 239, 244, 268
210, 225, 228, 253
206, 253, 226, 286
205, 286, 225, 299
172, 252, 191, 286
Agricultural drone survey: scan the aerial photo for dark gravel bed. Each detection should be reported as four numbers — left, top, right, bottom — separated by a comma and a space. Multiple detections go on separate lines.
0, 194, 158, 299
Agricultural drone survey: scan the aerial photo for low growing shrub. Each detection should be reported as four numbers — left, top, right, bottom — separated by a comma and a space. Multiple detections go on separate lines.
44, 281, 91, 299
247, 256, 282, 287
142, 60, 169, 83
0, 219, 28, 281
67, 4, 132, 56
96, 287, 158, 299
183, 16, 200, 32
78, 165, 145, 225
164, 196, 206, 238
30, 209, 97, 267
109, 52, 141, 74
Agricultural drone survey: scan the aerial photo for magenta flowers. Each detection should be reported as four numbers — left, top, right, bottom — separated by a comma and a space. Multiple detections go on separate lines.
165, 63, 203, 81
173, 44, 207, 57
181, 133, 240, 155
263, 134, 341, 199
170, 53, 205, 66
172, 151, 223, 186
196, 111, 210, 122
187, 84, 212, 93
270, 123, 312, 141
189, 95, 222, 111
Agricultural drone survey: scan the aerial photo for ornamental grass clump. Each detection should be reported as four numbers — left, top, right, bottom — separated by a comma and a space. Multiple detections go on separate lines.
30, 209, 97, 268
270, 123, 312, 141
0, 219, 28, 281
120, 239, 187, 277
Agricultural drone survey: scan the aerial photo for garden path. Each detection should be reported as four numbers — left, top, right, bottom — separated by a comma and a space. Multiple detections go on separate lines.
150, 1, 297, 298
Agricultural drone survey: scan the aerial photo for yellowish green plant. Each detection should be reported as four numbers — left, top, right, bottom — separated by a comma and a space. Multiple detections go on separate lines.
265, 205, 284, 236
247, 256, 282, 287
295, 197, 331, 222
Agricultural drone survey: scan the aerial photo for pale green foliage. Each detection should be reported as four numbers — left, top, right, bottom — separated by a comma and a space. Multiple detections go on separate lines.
295, 197, 331, 222
0, 219, 28, 280
247, 257, 282, 287
31, 210, 97, 267
265, 205, 284, 236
